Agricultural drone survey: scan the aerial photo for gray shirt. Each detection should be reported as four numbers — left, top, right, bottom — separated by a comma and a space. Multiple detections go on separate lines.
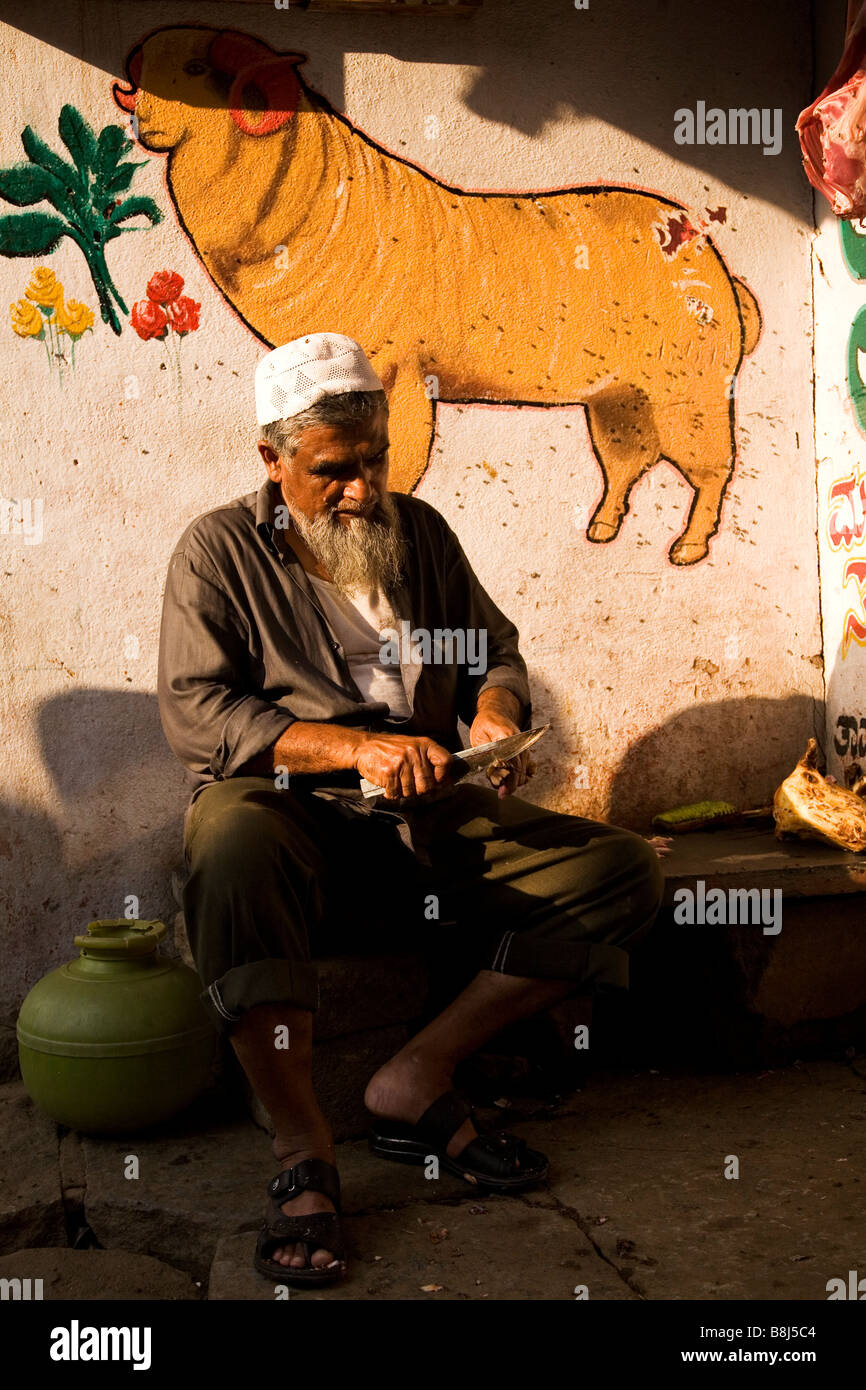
157, 479, 532, 804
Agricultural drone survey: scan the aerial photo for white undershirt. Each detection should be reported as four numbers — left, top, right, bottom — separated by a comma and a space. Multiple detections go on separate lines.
307, 575, 411, 719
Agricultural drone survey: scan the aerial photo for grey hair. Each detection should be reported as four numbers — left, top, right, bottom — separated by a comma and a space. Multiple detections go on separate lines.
259, 389, 388, 461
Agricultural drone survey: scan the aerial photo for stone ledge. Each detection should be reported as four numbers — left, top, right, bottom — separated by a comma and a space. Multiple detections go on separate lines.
662, 827, 866, 900
312, 1024, 411, 1140
603, 892, 866, 1068
313, 954, 429, 1041
173, 910, 430, 1042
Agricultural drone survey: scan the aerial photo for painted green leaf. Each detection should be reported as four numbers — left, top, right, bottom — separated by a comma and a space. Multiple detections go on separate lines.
20, 126, 79, 188
102, 162, 146, 197
94, 125, 133, 188
96, 123, 130, 163
107, 195, 162, 227
0, 210, 68, 256
0, 163, 66, 207
58, 104, 98, 176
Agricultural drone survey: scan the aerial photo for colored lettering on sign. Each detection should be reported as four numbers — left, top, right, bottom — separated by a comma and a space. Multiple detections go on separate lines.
827, 468, 866, 550
842, 558, 866, 657
834, 713, 866, 758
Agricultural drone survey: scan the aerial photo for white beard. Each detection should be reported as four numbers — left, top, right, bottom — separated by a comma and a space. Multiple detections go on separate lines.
281, 492, 406, 597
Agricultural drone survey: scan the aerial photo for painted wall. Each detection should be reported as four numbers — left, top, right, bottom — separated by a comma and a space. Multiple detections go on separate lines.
0, 0, 826, 1027
814, 3, 866, 784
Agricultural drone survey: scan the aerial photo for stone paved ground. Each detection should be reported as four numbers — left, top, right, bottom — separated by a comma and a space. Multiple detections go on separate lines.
1, 1057, 863, 1301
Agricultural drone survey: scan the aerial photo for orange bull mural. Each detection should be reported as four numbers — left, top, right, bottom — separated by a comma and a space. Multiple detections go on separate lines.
114, 25, 762, 566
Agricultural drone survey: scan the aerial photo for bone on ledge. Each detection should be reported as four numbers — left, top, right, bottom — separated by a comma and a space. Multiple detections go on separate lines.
773, 738, 866, 852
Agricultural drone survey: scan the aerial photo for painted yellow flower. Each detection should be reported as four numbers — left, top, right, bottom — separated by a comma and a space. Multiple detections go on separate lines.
57, 299, 95, 339
10, 299, 44, 338
25, 266, 64, 311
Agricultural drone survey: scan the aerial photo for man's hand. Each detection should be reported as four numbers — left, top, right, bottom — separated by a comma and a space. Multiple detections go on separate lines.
354, 733, 455, 802
469, 688, 535, 799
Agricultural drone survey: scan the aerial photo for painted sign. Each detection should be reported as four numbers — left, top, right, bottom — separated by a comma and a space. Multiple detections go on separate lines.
815, 208, 866, 782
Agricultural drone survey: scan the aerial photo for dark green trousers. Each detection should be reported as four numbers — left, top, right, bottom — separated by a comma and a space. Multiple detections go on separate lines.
182, 777, 664, 1035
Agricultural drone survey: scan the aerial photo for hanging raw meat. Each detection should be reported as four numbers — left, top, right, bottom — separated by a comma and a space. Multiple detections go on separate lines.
797, 2, 866, 218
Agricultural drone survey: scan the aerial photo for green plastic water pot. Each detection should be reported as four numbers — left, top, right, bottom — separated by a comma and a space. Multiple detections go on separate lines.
16, 919, 215, 1134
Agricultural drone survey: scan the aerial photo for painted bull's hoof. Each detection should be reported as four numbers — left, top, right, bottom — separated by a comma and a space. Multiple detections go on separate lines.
587, 520, 621, 543
669, 537, 710, 565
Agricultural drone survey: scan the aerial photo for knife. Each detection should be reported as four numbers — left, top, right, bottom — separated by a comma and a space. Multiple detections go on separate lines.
359, 723, 551, 799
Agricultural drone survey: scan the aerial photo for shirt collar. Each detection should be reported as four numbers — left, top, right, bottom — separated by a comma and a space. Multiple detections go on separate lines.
255, 478, 288, 558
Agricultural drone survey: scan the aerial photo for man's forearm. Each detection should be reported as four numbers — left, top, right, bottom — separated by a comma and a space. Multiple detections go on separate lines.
240, 721, 367, 778
240, 687, 523, 780
475, 686, 523, 726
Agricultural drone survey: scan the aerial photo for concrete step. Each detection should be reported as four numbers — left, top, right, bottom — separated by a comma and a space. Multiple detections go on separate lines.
204, 1060, 866, 1301
0, 1246, 200, 1300
4, 1063, 863, 1301
0, 1082, 65, 1255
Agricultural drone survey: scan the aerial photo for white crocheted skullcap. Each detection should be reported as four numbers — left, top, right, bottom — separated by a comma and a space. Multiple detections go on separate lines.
255, 333, 385, 426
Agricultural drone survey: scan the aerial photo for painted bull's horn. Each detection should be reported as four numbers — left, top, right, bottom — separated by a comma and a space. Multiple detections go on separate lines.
228, 56, 305, 136
113, 83, 137, 113
113, 43, 143, 112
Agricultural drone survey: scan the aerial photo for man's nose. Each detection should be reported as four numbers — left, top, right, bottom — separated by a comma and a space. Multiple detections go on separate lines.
343, 466, 380, 504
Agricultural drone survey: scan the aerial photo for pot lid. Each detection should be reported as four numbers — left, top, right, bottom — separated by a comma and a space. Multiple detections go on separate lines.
73, 919, 168, 959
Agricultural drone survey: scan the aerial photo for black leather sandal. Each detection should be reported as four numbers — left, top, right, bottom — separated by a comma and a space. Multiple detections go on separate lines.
368, 1090, 549, 1192
253, 1158, 346, 1286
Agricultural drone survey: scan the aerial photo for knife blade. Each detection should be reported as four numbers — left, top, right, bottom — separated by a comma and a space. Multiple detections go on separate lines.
359, 723, 551, 799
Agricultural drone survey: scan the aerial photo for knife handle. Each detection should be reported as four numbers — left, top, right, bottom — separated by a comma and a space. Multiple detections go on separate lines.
360, 759, 472, 800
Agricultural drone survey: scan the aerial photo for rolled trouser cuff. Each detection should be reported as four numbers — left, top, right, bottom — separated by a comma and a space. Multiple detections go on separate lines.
200, 958, 320, 1037
487, 890, 661, 995
490, 932, 630, 993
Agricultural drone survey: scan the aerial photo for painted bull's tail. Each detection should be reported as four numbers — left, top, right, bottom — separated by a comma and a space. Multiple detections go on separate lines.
732, 277, 762, 356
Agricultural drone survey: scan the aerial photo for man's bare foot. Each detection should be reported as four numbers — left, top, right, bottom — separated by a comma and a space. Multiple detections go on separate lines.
269, 1142, 344, 1273
364, 1052, 478, 1158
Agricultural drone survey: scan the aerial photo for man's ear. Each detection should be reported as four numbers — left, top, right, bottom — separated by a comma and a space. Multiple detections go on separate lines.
258, 440, 282, 478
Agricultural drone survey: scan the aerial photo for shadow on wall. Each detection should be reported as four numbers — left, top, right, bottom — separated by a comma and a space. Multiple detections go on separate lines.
607, 693, 824, 830
7, 0, 820, 216
0, 798, 66, 1004
37, 687, 180, 810
526, 691, 824, 831
0, 690, 190, 1014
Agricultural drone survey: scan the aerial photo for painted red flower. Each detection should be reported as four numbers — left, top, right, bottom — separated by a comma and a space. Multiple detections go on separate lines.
130, 299, 168, 340
146, 270, 184, 305
167, 295, 201, 336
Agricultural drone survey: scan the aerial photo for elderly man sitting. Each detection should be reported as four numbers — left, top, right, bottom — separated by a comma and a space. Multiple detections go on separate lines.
157, 333, 663, 1287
